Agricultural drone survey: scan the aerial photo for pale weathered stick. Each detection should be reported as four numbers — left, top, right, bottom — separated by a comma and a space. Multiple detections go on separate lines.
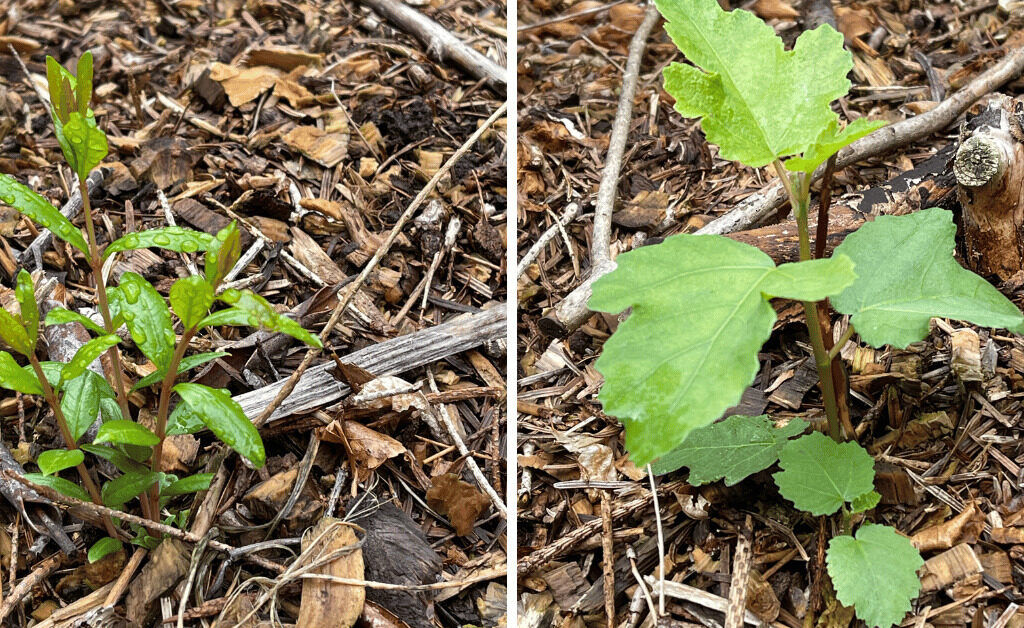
358, 0, 505, 87
646, 577, 764, 626
517, 202, 580, 278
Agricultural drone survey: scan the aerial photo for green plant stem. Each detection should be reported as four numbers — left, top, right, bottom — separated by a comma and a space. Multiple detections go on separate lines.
77, 177, 132, 425
840, 506, 853, 536
773, 161, 843, 442
27, 354, 119, 537
147, 326, 196, 518
828, 326, 855, 361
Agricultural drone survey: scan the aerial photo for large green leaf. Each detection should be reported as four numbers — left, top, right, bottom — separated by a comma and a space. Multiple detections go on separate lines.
201, 289, 322, 348
23, 472, 90, 503
80, 444, 147, 474
205, 221, 241, 288
174, 383, 264, 466
37, 449, 84, 476
656, 0, 852, 167
45, 307, 107, 335
162, 473, 213, 497
832, 208, 1024, 348
165, 402, 205, 435
0, 352, 42, 394
87, 537, 122, 564
170, 276, 214, 330
62, 370, 114, 441
15, 270, 38, 349
0, 305, 32, 356
101, 470, 160, 507
0, 174, 89, 256
131, 351, 229, 392
785, 118, 886, 173
773, 432, 875, 516
651, 415, 807, 481
589, 235, 856, 464
58, 111, 108, 179
60, 334, 120, 384
105, 227, 214, 259
95, 420, 159, 447
117, 272, 175, 370
827, 524, 923, 628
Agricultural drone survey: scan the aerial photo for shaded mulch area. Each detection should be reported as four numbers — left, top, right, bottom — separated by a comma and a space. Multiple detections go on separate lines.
0, 0, 507, 625
517, 0, 1024, 624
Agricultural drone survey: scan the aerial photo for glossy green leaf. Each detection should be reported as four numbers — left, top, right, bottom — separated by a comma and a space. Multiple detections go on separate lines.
166, 402, 205, 435
37, 449, 84, 476
202, 289, 322, 348
589, 235, 856, 464
651, 415, 807, 481
773, 432, 875, 516
170, 276, 214, 330
45, 56, 75, 125
24, 472, 90, 503
31, 361, 64, 390
656, 0, 852, 167
131, 351, 229, 392
785, 118, 887, 173
45, 307, 107, 335
0, 174, 89, 256
58, 111, 108, 178
75, 52, 93, 117
105, 227, 214, 259
117, 272, 175, 370
832, 208, 1024, 348
0, 306, 31, 356
174, 383, 264, 467
0, 352, 42, 394
162, 473, 213, 497
827, 524, 923, 628
62, 370, 114, 442
81, 444, 147, 474
95, 420, 159, 447
101, 470, 160, 507
205, 221, 241, 288
15, 270, 38, 348
61, 334, 119, 384
87, 537, 122, 564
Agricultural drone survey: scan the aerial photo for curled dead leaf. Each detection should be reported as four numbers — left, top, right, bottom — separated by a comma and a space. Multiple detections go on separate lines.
911, 502, 984, 552
426, 473, 490, 536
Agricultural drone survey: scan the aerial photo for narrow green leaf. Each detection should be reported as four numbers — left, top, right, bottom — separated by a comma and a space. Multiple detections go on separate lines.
651, 415, 807, 481
59, 111, 107, 178
0, 352, 42, 394
81, 444, 148, 474
87, 537, 122, 564
95, 420, 159, 447
785, 117, 887, 173
75, 52, 93, 117
589, 235, 855, 464
0, 304, 32, 356
105, 227, 214, 259
117, 272, 175, 370
827, 524, 923, 628
23, 472, 90, 503
131, 351, 229, 392
61, 334, 119, 384
30, 361, 64, 390
773, 432, 876, 516
0, 174, 89, 256
45, 307, 107, 335
832, 208, 1024, 348
205, 221, 241, 288
174, 383, 264, 467
45, 56, 74, 124
61, 370, 113, 442
656, 0, 852, 167
15, 270, 38, 349
166, 402, 205, 435
202, 289, 322, 348
162, 473, 213, 497
170, 276, 214, 330
37, 449, 84, 476
101, 470, 160, 507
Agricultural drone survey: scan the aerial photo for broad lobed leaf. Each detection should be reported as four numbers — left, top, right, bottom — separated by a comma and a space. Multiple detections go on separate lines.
785, 117, 886, 173
773, 432, 875, 516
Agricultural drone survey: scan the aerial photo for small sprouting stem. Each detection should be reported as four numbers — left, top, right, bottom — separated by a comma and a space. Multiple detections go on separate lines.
146, 326, 196, 518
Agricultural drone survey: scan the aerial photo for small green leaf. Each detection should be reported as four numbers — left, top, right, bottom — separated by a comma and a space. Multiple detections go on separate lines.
95, 420, 160, 447
105, 227, 214, 259
832, 208, 1024, 348
45, 307, 107, 335
785, 118, 887, 173
131, 351, 229, 392
117, 272, 175, 370
81, 444, 148, 473
202, 289, 322, 348
773, 432, 876, 516
205, 221, 241, 288
656, 0, 853, 167
174, 383, 264, 467
166, 403, 205, 435
87, 537, 122, 564
15, 270, 38, 349
101, 470, 160, 507
0, 305, 32, 356
170, 276, 214, 330
58, 111, 108, 178
0, 174, 89, 256
589, 234, 856, 464
31, 361, 64, 390
75, 52, 93, 117
61, 370, 113, 442
61, 334, 119, 384
651, 415, 807, 481
45, 56, 75, 125
0, 352, 42, 394
24, 472, 90, 503
827, 524, 923, 628
851, 490, 881, 513
37, 449, 84, 476
162, 473, 213, 497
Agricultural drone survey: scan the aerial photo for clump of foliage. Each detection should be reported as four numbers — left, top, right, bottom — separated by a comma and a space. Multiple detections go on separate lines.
589, 1, 1024, 625
0, 53, 321, 560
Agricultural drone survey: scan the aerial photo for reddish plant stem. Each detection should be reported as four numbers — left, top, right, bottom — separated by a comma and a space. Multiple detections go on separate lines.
813, 155, 837, 260
146, 326, 196, 517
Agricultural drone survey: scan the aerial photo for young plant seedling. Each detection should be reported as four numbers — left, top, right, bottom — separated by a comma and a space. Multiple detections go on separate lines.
0, 53, 322, 560
589, 1, 1024, 625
